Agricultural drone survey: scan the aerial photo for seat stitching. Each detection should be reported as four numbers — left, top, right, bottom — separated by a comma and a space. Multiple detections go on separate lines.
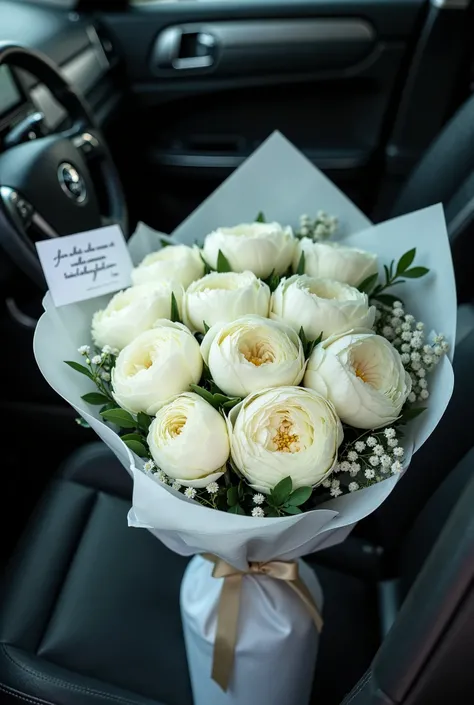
1, 645, 148, 705
0, 682, 55, 705
343, 669, 372, 704
36, 491, 98, 654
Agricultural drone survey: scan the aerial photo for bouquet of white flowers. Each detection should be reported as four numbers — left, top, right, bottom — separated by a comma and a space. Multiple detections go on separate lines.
34, 133, 455, 705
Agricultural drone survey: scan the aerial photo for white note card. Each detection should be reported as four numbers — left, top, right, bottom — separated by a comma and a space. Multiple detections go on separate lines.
36, 225, 133, 307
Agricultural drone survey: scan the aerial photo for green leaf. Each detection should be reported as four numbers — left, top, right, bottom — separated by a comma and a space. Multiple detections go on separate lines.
287, 486, 312, 506
65, 360, 94, 380
298, 326, 308, 357
402, 266, 430, 279
190, 384, 219, 408
256, 211, 266, 223
358, 273, 379, 294
399, 406, 427, 424
282, 505, 302, 515
222, 398, 242, 410
81, 392, 110, 405
199, 252, 212, 275
264, 269, 280, 293
389, 260, 395, 279
271, 476, 293, 506
306, 332, 323, 358
213, 393, 230, 405
100, 402, 117, 414
137, 412, 152, 433
209, 380, 223, 395
75, 417, 90, 428
265, 507, 280, 517
201, 362, 212, 384
124, 439, 148, 457
296, 251, 305, 275
299, 326, 307, 349
313, 332, 323, 347
160, 238, 172, 248
217, 250, 232, 273
203, 321, 210, 333
214, 393, 241, 409
268, 275, 280, 293
100, 408, 136, 428
383, 264, 390, 285
373, 293, 403, 307
121, 432, 145, 443
170, 292, 181, 323
396, 247, 416, 275
228, 504, 246, 515
227, 486, 239, 507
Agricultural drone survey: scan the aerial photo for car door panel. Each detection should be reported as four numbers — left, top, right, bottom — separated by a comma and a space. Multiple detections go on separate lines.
98, 0, 453, 232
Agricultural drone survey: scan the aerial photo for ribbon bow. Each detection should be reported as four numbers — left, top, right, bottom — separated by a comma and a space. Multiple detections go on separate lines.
204, 554, 324, 692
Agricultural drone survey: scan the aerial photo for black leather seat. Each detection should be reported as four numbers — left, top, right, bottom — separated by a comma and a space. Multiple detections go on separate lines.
391, 91, 474, 305
1, 439, 474, 705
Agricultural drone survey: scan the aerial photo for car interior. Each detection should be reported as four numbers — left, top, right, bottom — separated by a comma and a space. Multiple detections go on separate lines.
1, 0, 474, 703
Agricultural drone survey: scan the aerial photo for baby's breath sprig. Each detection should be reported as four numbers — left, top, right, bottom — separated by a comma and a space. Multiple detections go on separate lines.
146, 465, 235, 511
296, 212, 338, 241
374, 300, 448, 404
66, 344, 118, 408
322, 426, 404, 497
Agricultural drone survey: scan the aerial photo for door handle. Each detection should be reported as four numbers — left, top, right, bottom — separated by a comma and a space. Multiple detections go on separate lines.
153, 27, 217, 71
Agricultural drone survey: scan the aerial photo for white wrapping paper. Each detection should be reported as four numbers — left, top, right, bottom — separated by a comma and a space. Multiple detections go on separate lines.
181, 556, 323, 704
34, 132, 456, 705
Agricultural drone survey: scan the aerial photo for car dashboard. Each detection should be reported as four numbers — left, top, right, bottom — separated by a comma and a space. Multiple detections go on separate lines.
0, 0, 121, 151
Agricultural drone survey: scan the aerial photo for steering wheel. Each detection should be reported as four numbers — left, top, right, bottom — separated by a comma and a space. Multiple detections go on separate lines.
0, 44, 128, 287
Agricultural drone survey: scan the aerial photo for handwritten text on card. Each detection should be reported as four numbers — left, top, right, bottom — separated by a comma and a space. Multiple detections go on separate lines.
36, 225, 133, 307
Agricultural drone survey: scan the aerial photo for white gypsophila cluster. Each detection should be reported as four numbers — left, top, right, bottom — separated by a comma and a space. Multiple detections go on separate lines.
206, 482, 219, 495
325, 426, 404, 493
321, 477, 343, 498
76, 344, 117, 394
251, 506, 265, 518
375, 300, 448, 403
298, 211, 338, 242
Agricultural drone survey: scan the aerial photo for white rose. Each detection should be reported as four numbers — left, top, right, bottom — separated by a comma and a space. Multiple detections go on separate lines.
294, 239, 378, 287
271, 275, 375, 341
91, 282, 183, 352
201, 315, 305, 398
203, 221, 295, 279
148, 393, 229, 487
229, 386, 343, 493
183, 271, 270, 334
112, 321, 202, 415
304, 332, 412, 429
132, 244, 204, 289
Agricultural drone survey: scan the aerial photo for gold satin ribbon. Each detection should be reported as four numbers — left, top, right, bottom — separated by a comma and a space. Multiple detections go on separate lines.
203, 554, 324, 692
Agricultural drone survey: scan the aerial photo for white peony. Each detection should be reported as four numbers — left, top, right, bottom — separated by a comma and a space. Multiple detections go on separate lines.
183, 271, 270, 334
111, 321, 202, 415
294, 239, 378, 287
304, 331, 412, 429
201, 315, 305, 398
203, 221, 295, 279
131, 244, 204, 289
229, 386, 343, 493
91, 282, 183, 352
148, 393, 230, 487
271, 275, 375, 341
